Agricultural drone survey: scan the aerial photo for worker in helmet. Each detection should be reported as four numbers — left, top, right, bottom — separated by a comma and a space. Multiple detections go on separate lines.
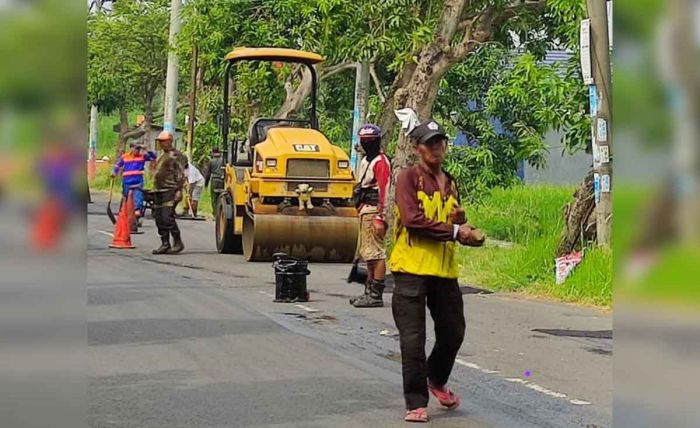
152, 131, 187, 254
349, 124, 391, 308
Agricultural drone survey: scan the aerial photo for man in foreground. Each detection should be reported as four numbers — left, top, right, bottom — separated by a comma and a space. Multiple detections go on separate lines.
389, 119, 485, 422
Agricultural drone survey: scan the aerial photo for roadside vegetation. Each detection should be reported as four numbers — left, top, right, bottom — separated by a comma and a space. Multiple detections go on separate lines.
457, 185, 612, 307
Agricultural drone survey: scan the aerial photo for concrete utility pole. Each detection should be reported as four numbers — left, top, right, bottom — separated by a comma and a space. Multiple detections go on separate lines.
350, 60, 370, 175
163, 0, 182, 140
586, 0, 613, 247
668, 0, 700, 243
187, 45, 198, 161
88, 0, 103, 182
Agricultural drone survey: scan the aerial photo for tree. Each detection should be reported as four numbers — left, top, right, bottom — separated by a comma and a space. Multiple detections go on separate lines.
88, 0, 171, 152
435, 44, 589, 202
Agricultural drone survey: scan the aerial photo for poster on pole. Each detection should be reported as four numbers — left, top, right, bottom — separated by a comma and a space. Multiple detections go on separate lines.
594, 173, 601, 205
589, 85, 598, 116
599, 145, 610, 164
580, 19, 593, 85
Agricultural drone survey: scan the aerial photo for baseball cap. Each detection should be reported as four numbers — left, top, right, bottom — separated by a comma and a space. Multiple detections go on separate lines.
408, 119, 447, 145
358, 124, 381, 140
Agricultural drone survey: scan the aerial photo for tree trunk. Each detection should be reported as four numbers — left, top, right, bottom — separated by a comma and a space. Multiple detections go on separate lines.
116, 107, 130, 158
275, 67, 313, 119
556, 170, 597, 257
144, 99, 154, 150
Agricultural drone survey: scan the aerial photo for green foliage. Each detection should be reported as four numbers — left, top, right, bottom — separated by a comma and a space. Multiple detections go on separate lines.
437, 44, 589, 202
88, 0, 170, 113
457, 185, 611, 306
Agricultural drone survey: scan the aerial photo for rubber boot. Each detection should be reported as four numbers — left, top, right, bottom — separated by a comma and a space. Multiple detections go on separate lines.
349, 280, 370, 305
152, 237, 171, 254
352, 279, 384, 308
170, 232, 184, 254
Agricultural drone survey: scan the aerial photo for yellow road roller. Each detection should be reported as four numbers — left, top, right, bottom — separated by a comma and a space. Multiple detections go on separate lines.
214, 47, 358, 262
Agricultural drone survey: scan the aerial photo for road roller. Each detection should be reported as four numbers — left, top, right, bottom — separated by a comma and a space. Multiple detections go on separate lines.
214, 47, 358, 262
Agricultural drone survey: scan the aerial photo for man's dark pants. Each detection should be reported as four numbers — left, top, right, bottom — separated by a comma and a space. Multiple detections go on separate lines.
391, 272, 466, 410
153, 190, 181, 242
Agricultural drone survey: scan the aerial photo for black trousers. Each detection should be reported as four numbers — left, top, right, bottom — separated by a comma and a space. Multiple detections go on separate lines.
391, 272, 466, 410
153, 190, 181, 242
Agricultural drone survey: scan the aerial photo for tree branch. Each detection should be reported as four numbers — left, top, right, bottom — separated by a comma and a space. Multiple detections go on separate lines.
319, 61, 357, 80
369, 61, 386, 103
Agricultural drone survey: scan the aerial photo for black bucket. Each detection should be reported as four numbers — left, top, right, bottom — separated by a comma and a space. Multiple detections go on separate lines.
272, 253, 310, 303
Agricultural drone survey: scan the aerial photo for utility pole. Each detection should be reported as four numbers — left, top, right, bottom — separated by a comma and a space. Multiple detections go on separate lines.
586, 0, 612, 247
187, 45, 198, 161
163, 0, 182, 141
88, 0, 103, 182
668, 0, 700, 243
350, 60, 370, 175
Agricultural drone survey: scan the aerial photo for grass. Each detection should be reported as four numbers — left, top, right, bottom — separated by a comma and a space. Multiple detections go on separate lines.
457, 185, 612, 307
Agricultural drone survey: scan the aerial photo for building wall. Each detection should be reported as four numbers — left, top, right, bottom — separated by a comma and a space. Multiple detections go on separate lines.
523, 131, 591, 186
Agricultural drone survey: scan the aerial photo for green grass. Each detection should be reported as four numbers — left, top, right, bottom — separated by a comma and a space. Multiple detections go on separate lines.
457, 185, 612, 307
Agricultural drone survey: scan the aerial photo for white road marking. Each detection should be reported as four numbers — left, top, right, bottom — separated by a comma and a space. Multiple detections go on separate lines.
505, 378, 528, 384
524, 383, 568, 399
295, 304, 320, 313
570, 399, 591, 406
455, 359, 482, 370
98, 230, 114, 238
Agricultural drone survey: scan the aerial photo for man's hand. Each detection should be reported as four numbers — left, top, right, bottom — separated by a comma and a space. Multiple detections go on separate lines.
457, 224, 485, 247
372, 216, 387, 240
174, 190, 183, 203
450, 206, 467, 225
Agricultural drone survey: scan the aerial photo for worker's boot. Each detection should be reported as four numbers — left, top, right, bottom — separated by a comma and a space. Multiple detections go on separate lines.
170, 232, 184, 254
349, 280, 371, 305
152, 237, 171, 255
352, 279, 384, 308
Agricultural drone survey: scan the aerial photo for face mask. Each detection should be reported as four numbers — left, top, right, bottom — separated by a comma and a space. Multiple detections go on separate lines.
360, 138, 381, 160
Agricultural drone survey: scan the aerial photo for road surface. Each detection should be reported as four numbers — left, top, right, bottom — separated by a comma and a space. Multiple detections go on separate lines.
88, 198, 611, 427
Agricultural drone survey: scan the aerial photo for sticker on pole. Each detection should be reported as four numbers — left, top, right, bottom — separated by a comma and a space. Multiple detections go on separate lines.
599, 145, 610, 163
596, 118, 608, 142
555, 251, 584, 285
580, 19, 593, 85
601, 174, 611, 192
594, 173, 601, 205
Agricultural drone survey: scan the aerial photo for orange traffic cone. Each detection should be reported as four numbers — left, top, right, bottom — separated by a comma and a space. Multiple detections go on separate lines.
31, 198, 64, 250
109, 194, 135, 249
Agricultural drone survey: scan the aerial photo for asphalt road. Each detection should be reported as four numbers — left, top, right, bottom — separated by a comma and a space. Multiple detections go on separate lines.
88, 198, 611, 428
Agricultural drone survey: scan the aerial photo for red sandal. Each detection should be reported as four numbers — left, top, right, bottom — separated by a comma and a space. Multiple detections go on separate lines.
428, 383, 461, 410
404, 407, 429, 422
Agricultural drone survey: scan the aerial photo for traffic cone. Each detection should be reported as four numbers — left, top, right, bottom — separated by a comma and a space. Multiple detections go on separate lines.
31, 198, 64, 250
109, 195, 135, 249
125, 190, 143, 235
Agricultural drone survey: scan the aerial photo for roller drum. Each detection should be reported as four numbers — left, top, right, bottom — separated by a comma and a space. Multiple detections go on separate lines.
243, 213, 358, 262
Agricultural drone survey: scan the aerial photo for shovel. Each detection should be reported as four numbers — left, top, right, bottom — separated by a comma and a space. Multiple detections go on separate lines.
106, 177, 117, 224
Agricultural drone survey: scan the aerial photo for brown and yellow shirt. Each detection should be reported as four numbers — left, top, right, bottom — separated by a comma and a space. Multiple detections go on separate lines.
389, 165, 460, 278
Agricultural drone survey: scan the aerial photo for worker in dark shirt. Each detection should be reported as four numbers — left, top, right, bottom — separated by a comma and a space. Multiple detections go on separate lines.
202, 147, 225, 214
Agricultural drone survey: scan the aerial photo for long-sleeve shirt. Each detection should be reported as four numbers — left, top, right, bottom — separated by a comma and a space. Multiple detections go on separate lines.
357, 153, 391, 216
202, 155, 224, 188
389, 164, 461, 278
154, 149, 187, 191
112, 151, 157, 184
